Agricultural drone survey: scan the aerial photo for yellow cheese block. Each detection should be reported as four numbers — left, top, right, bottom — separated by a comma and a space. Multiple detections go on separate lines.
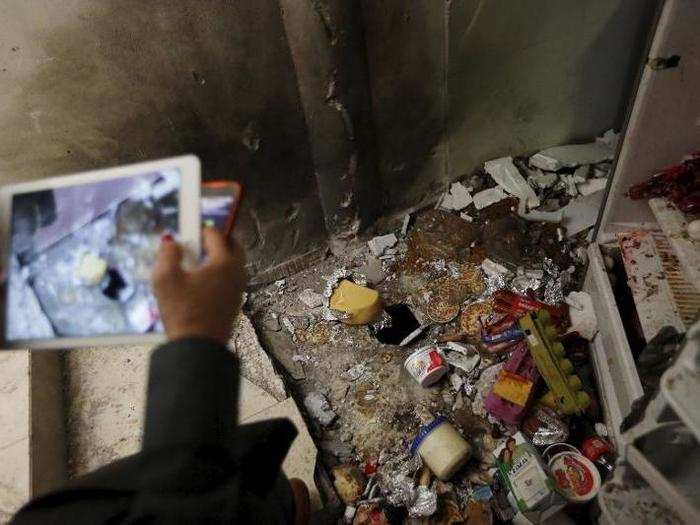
329, 280, 382, 325
492, 370, 534, 407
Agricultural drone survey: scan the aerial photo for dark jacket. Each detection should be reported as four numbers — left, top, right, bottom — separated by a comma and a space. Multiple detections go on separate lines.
12, 338, 298, 524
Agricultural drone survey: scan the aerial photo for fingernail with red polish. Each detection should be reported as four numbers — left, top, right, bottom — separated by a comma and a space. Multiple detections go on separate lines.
161, 232, 173, 242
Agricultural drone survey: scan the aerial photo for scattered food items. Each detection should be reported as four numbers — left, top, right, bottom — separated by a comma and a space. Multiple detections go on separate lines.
404, 345, 449, 387
245, 130, 626, 522
329, 280, 382, 325
411, 416, 472, 481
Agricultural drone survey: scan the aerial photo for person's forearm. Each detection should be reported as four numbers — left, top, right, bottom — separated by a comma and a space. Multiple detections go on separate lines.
142, 337, 240, 452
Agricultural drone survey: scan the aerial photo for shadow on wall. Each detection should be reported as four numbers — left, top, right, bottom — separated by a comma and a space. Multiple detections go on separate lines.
447, 0, 658, 178
0, 0, 327, 274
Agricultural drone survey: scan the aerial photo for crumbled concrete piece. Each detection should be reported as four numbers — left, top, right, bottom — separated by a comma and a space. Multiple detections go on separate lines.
566, 291, 598, 340
330, 280, 382, 325
357, 257, 387, 286
530, 140, 614, 171
298, 289, 325, 309
439, 182, 473, 211
368, 234, 398, 257
304, 392, 337, 426
401, 214, 411, 236
481, 258, 509, 277
596, 128, 620, 149
484, 157, 539, 209
561, 189, 606, 237
332, 464, 367, 505
473, 187, 507, 210
527, 170, 558, 190
577, 177, 607, 196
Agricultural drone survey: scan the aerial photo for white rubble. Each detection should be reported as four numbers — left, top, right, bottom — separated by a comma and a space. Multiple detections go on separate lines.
484, 156, 540, 209
529, 140, 615, 171
439, 182, 473, 211
303, 392, 337, 426
561, 189, 606, 237
368, 233, 398, 257
577, 178, 607, 196
473, 187, 507, 210
527, 169, 558, 189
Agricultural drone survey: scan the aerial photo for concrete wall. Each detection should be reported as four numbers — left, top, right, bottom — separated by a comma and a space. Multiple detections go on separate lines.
0, 0, 328, 275
362, 0, 658, 212
0, 0, 658, 271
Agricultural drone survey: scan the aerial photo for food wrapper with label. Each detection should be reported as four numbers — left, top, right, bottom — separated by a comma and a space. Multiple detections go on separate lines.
493, 432, 565, 520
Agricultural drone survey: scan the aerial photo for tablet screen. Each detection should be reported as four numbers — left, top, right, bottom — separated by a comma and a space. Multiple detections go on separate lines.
5, 170, 181, 341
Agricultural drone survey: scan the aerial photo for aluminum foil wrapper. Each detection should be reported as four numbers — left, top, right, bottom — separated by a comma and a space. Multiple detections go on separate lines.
481, 272, 510, 298
377, 453, 423, 507
543, 277, 564, 305
529, 408, 570, 446
408, 486, 438, 518
462, 364, 483, 398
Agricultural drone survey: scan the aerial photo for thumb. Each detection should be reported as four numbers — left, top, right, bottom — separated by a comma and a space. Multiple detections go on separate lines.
153, 235, 184, 283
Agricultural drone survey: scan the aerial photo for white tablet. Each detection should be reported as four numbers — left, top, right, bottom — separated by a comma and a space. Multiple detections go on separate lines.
0, 155, 201, 350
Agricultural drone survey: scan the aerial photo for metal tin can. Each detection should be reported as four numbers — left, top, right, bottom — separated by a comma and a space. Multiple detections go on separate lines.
548, 451, 601, 503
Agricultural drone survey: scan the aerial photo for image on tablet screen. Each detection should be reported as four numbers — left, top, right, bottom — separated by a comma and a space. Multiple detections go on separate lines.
5, 170, 181, 341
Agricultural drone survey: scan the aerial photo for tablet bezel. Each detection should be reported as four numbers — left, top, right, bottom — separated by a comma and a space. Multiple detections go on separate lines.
0, 155, 201, 350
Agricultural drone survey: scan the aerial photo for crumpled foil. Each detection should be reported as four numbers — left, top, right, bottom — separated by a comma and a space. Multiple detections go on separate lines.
462, 364, 484, 398
377, 452, 423, 507
481, 272, 510, 298
408, 485, 438, 518
528, 407, 569, 446
322, 268, 352, 300
541, 257, 565, 305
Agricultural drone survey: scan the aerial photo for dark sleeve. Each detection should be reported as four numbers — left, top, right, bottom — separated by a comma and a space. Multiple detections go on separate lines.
142, 336, 240, 452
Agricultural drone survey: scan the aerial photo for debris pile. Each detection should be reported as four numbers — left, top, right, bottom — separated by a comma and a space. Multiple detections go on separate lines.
247, 131, 623, 523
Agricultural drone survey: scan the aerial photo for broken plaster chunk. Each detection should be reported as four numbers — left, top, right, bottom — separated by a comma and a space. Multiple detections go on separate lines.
596, 128, 620, 149
530, 140, 614, 171
577, 177, 607, 196
401, 214, 411, 236
439, 182, 473, 211
459, 211, 473, 222
304, 392, 337, 426
473, 187, 507, 210
329, 280, 382, 325
484, 156, 540, 209
357, 256, 387, 286
368, 233, 398, 257
298, 288, 325, 309
561, 189, 606, 237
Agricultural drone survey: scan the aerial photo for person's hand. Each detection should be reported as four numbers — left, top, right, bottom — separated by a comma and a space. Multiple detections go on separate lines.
152, 227, 248, 345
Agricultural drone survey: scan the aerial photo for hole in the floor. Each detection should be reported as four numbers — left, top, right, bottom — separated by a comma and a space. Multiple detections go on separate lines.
101, 268, 127, 301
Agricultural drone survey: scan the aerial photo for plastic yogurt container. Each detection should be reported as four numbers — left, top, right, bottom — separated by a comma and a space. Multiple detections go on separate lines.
548, 450, 601, 503
411, 416, 472, 480
404, 345, 448, 387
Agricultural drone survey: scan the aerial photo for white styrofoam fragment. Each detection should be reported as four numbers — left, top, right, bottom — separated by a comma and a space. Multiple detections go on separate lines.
530, 141, 614, 170
577, 178, 607, 196
472, 187, 507, 210
367, 233, 398, 257
484, 157, 540, 209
